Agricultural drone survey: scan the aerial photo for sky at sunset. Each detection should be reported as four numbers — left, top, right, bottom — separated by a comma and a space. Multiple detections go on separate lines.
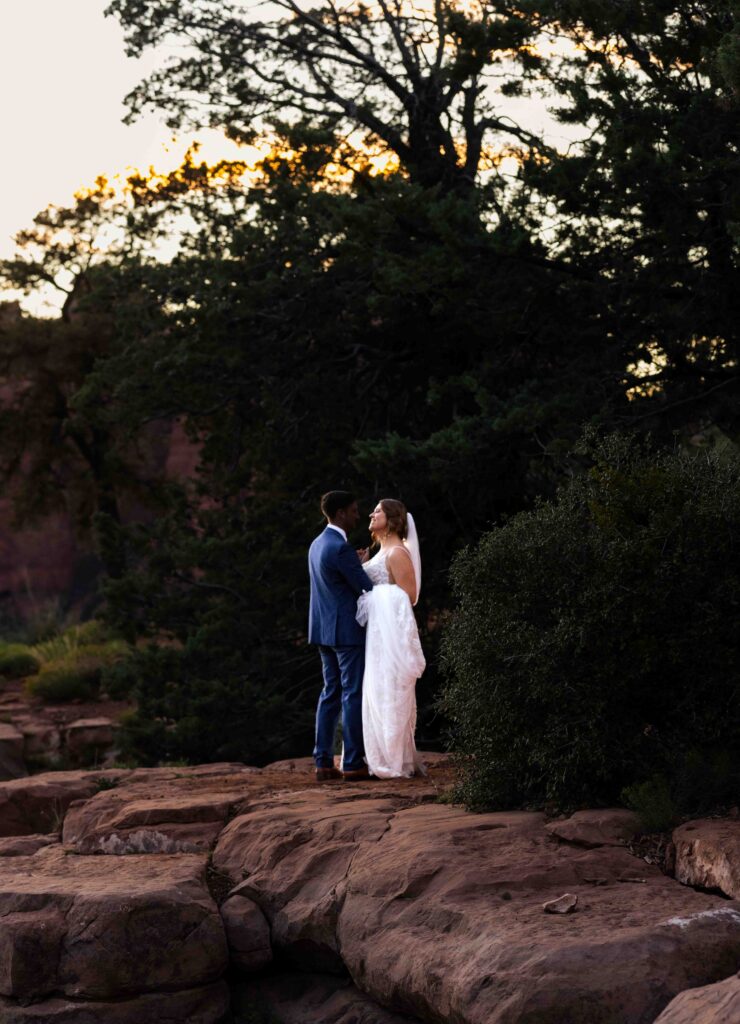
1, 1, 571, 315
0, 1, 246, 314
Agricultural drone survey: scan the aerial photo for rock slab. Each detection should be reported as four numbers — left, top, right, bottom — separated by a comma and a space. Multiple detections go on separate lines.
221, 892, 273, 972
654, 971, 740, 1023
0, 724, 28, 782
62, 788, 235, 854
214, 791, 740, 1024
674, 819, 740, 899
0, 771, 129, 836
546, 807, 641, 848
64, 718, 118, 765
0, 982, 229, 1023
0, 845, 227, 1001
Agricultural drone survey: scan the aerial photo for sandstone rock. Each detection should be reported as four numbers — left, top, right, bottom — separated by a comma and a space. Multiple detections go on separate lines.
0, 845, 227, 1001
214, 791, 740, 1024
103, 762, 253, 787
546, 808, 642, 848
674, 819, 740, 899
15, 719, 61, 761
63, 788, 240, 854
0, 834, 59, 857
0, 770, 131, 836
0, 764, 249, 842
0, 981, 229, 1023
653, 971, 740, 1023
65, 717, 118, 765
0, 703, 32, 716
0, 723, 27, 781
264, 755, 317, 772
221, 892, 272, 972
239, 973, 414, 1024
264, 751, 450, 774
213, 790, 408, 972
543, 892, 578, 913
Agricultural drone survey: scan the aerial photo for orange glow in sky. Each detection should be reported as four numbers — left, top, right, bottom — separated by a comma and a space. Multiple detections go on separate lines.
0, 2, 254, 315
1, 1, 576, 316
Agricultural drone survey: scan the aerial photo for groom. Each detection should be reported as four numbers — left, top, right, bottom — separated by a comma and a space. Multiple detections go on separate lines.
308, 491, 374, 782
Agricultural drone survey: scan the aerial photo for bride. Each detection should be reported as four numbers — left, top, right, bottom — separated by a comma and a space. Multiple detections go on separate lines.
356, 499, 426, 778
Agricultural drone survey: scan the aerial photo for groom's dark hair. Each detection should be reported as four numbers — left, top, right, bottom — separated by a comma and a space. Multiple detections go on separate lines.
321, 490, 356, 520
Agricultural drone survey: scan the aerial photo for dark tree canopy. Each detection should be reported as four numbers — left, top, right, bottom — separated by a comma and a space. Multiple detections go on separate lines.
522, 0, 740, 425
106, 0, 547, 193
106, 0, 740, 422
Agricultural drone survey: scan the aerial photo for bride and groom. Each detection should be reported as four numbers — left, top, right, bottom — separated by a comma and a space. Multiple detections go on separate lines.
308, 490, 426, 781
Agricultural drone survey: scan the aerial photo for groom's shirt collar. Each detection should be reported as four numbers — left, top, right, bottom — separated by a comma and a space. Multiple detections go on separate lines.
326, 524, 347, 542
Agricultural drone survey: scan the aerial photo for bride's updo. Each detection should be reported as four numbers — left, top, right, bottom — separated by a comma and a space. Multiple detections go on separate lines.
374, 498, 408, 541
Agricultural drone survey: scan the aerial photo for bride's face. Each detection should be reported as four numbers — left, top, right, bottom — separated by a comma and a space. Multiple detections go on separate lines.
369, 503, 387, 535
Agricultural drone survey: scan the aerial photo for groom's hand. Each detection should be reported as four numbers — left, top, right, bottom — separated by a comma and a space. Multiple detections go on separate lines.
356, 547, 370, 564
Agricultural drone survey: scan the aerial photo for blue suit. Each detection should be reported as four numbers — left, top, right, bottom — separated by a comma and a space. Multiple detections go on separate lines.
308, 526, 374, 770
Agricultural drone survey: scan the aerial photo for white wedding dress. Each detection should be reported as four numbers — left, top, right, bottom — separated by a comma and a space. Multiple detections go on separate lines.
356, 532, 426, 778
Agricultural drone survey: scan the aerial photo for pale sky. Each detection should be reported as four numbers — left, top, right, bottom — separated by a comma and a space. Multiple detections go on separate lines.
1, 4, 162, 246
0, 0, 243, 314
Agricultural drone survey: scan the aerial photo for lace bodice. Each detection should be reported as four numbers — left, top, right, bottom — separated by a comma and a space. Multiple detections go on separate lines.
364, 548, 391, 585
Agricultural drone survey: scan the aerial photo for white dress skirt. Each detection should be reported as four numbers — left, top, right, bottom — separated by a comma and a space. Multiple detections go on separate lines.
356, 549, 426, 778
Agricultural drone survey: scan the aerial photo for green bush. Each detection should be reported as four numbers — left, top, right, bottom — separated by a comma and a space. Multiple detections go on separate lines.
25, 641, 128, 703
623, 748, 740, 832
621, 775, 678, 833
30, 619, 118, 664
99, 656, 139, 700
441, 432, 740, 810
0, 644, 41, 679
26, 661, 100, 702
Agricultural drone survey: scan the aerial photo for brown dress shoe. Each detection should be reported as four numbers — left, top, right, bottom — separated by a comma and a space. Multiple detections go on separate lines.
342, 766, 373, 781
315, 767, 343, 782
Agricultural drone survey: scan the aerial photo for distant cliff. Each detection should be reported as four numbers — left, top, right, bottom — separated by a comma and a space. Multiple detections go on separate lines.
0, 301, 199, 622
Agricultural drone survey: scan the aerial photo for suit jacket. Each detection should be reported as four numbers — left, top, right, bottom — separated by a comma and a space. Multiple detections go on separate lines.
308, 526, 374, 647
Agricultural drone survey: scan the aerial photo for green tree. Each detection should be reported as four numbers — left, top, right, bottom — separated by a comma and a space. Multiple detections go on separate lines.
0, 157, 246, 575
519, 0, 740, 428
106, 0, 547, 194
441, 431, 740, 810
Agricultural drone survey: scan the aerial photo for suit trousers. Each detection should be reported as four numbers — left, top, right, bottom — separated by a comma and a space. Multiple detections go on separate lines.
314, 644, 365, 771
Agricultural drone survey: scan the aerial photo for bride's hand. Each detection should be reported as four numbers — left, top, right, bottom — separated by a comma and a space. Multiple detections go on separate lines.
356, 547, 370, 564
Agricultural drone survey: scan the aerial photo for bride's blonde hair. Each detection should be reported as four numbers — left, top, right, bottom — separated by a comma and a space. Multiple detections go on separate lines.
371, 498, 408, 543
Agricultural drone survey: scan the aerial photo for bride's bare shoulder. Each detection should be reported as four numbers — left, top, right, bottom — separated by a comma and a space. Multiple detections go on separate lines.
387, 545, 415, 598
387, 544, 412, 565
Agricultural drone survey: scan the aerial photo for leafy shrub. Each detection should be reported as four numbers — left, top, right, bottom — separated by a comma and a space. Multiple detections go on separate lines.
623, 747, 740, 831
25, 641, 128, 703
441, 431, 740, 810
621, 775, 678, 832
0, 644, 41, 679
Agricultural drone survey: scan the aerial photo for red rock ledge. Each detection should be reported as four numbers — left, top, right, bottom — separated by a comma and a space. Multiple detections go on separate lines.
0, 756, 736, 1023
